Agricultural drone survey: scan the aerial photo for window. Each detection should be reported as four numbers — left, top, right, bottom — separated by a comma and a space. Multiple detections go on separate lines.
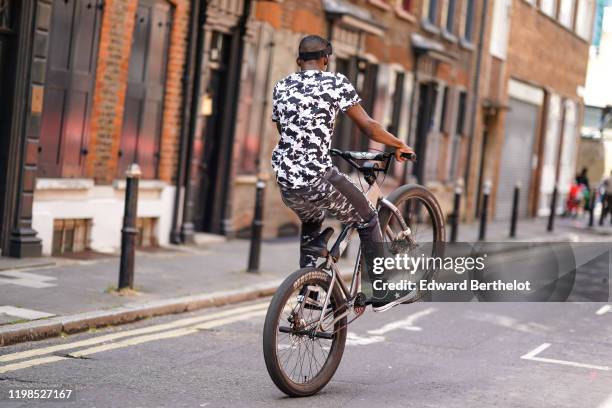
448, 90, 467, 181
445, 0, 456, 32
463, 0, 475, 41
389, 71, 405, 135
540, 0, 557, 17
456, 91, 467, 135
559, 0, 575, 28
439, 86, 449, 131
386, 71, 405, 157
425, 0, 439, 23
52, 219, 92, 256
575, 0, 594, 39
490, 0, 511, 59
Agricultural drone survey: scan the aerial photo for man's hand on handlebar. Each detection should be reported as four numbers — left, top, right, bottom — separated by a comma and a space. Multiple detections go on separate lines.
395, 143, 416, 163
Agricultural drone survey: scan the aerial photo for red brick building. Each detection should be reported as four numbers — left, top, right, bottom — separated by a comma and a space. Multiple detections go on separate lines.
0, 0, 191, 256
466, 0, 594, 223
202, 0, 485, 238
0, 0, 595, 258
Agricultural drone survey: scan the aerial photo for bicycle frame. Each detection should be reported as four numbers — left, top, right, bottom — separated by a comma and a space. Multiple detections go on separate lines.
314, 187, 410, 333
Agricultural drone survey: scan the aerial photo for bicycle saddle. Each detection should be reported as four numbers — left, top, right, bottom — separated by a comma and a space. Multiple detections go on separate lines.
301, 227, 334, 259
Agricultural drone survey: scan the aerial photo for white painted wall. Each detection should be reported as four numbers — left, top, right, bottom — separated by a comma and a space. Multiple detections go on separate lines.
32, 179, 175, 256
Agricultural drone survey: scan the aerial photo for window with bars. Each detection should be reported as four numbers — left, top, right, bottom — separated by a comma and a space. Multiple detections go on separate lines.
52, 219, 92, 256
136, 217, 159, 248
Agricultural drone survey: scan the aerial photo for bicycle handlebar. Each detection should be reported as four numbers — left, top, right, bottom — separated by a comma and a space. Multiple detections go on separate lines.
329, 148, 417, 162
329, 148, 416, 177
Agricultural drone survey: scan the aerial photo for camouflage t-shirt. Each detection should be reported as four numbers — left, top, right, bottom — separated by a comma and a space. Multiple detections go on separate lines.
271, 70, 361, 189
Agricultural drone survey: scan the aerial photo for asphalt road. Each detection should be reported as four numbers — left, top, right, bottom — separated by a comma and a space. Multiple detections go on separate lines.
0, 295, 611, 408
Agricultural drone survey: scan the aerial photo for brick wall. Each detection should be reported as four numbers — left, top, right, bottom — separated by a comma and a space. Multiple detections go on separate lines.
87, 0, 190, 184
233, 0, 478, 236
506, 1, 590, 98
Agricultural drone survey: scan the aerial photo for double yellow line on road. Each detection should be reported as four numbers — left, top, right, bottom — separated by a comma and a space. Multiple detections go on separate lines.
0, 301, 270, 374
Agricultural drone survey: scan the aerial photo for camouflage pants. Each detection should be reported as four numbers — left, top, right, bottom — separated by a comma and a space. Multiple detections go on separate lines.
279, 166, 383, 269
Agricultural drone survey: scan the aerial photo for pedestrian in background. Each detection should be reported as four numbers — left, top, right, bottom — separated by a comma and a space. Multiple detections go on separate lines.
602, 170, 612, 225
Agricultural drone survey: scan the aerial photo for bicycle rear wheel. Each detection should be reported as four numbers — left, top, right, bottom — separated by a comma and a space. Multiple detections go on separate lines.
378, 184, 446, 303
263, 268, 347, 397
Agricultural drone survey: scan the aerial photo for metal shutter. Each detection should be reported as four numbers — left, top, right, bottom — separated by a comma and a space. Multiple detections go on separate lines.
495, 98, 539, 220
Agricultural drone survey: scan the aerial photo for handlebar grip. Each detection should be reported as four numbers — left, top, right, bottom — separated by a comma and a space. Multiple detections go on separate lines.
400, 152, 417, 161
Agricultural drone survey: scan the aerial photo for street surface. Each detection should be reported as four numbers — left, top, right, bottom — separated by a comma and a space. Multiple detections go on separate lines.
0, 297, 611, 408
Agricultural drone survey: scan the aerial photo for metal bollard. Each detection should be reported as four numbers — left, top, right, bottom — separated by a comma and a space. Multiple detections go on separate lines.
119, 163, 141, 290
247, 180, 266, 273
600, 192, 607, 226
588, 188, 596, 228
450, 179, 463, 243
509, 182, 521, 238
547, 185, 558, 232
478, 180, 491, 241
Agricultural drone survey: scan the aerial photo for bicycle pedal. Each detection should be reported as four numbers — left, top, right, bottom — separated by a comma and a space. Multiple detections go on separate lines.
352, 292, 367, 315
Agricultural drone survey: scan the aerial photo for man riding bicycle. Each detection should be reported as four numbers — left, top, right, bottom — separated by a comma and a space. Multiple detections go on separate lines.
271, 35, 414, 309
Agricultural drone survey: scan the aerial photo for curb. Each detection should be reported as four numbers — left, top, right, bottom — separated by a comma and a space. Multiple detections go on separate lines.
0, 234, 579, 347
0, 280, 283, 347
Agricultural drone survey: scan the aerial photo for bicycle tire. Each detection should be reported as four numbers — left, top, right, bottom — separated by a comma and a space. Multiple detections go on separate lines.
263, 267, 348, 397
378, 184, 446, 302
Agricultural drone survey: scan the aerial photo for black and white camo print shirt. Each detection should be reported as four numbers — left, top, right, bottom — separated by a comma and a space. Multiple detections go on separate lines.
271, 70, 361, 189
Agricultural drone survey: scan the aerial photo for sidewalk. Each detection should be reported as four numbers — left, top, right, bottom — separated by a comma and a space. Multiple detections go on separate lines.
454, 214, 612, 242
0, 216, 609, 346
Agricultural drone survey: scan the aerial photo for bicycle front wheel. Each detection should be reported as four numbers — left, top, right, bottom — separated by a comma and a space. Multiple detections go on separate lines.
262, 267, 347, 397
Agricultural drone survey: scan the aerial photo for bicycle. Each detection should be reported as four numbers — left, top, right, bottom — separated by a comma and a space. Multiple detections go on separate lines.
262, 148, 445, 397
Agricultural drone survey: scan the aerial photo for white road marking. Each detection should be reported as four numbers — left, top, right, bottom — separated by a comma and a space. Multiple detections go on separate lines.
0, 302, 269, 364
0, 306, 55, 320
0, 308, 267, 374
521, 343, 611, 371
343, 308, 436, 346
598, 394, 612, 408
345, 332, 385, 346
465, 311, 548, 334
367, 308, 436, 335
0, 271, 57, 288
596, 305, 611, 316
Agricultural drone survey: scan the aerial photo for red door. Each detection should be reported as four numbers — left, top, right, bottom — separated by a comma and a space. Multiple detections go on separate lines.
117, 0, 172, 179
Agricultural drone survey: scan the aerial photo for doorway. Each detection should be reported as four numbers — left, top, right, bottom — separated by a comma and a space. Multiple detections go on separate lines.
118, 0, 172, 179
194, 31, 232, 233
413, 81, 438, 184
